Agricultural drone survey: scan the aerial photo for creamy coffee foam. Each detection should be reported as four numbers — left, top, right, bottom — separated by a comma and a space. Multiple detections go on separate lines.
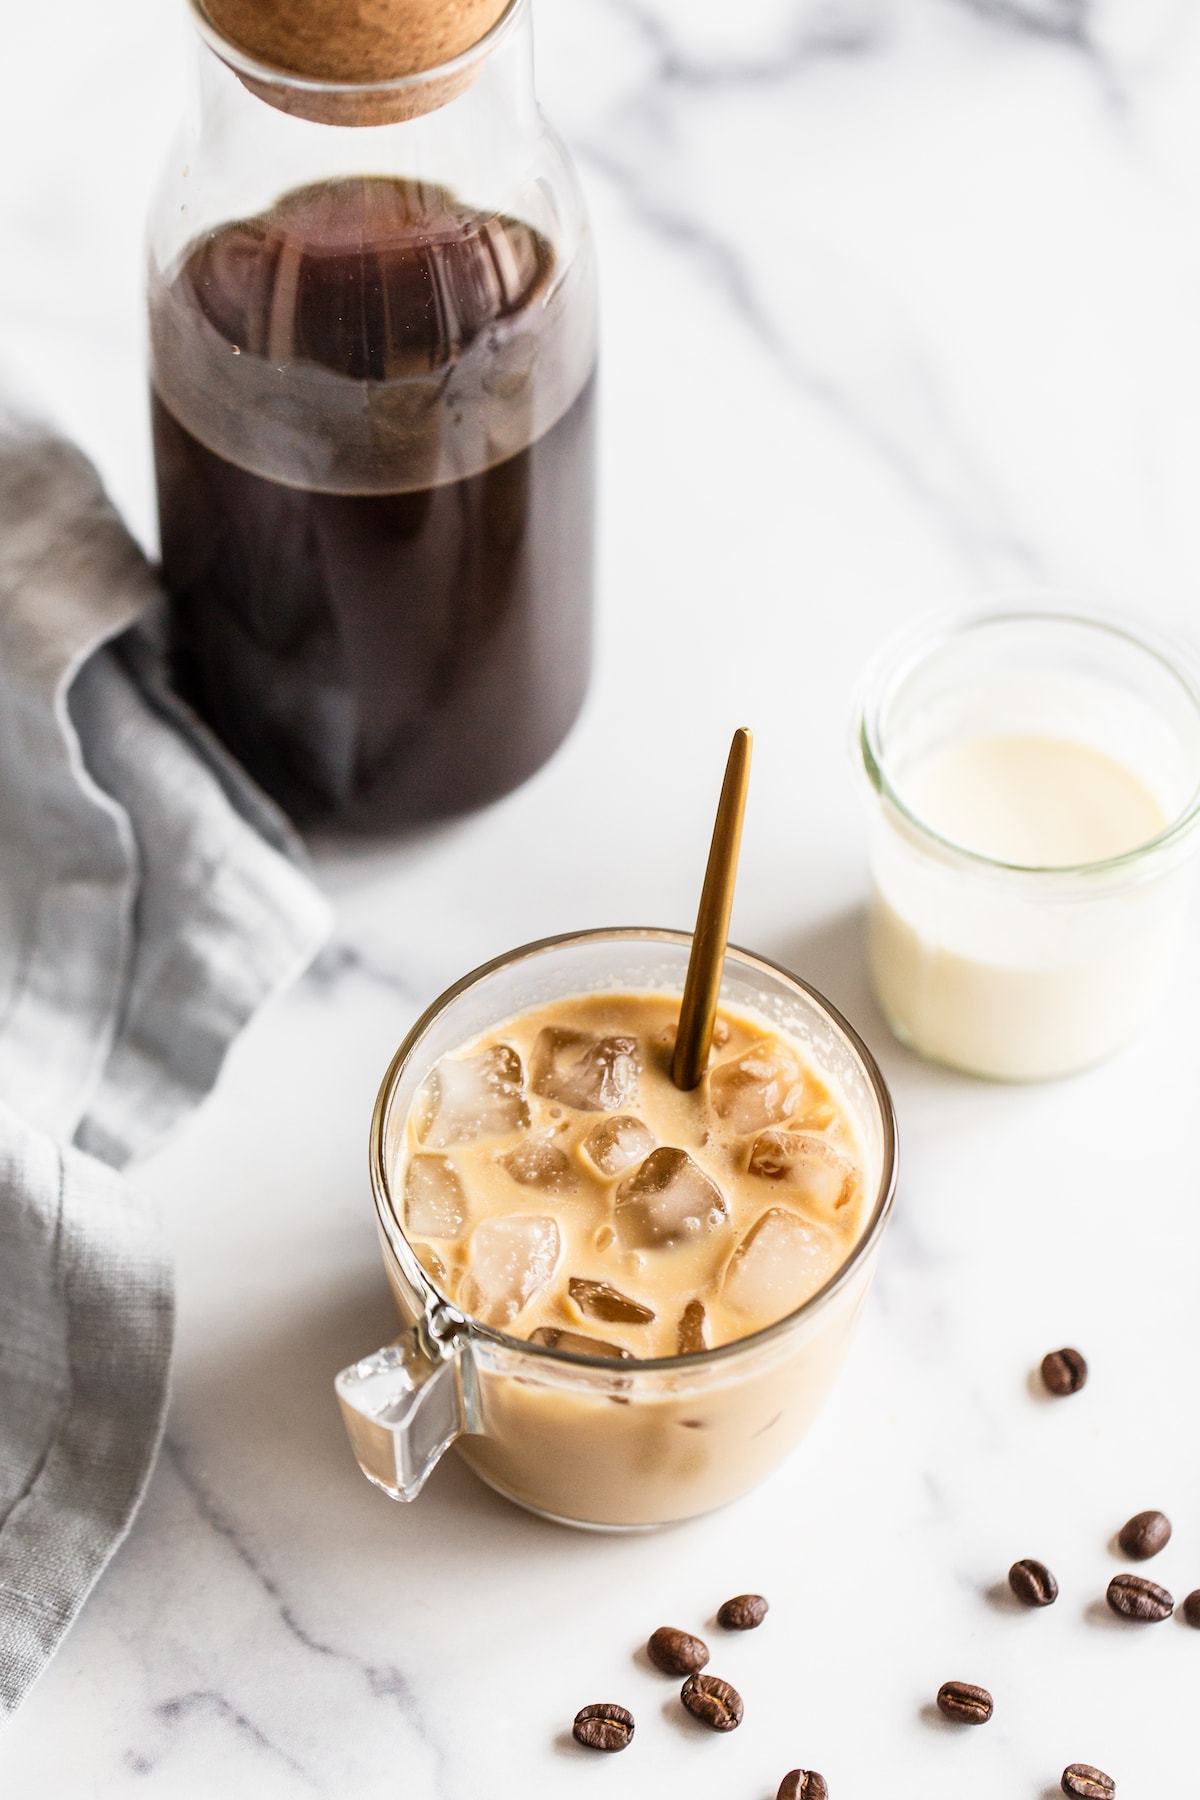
394, 991, 868, 1357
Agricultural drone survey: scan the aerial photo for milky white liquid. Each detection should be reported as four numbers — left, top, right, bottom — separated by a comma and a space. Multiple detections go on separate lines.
902, 734, 1167, 867
870, 733, 1180, 1080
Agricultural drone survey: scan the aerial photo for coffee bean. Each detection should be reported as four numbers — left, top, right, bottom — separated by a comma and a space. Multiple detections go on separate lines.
1117, 1509, 1171, 1560
1061, 1764, 1115, 1798
1041, 1347, 1088, 1396
572, 1703, 634, 1752
778, 1771, 829, 1799
647, 1626, 709, 1676
1183, 1589, 1200, 1629
680, 1671, 743, 1731
717, 1592, 769, 1630
1009, 1558, 1058, 1607
936, 1680, 993, 1725
1106, 1573, 1173, 1622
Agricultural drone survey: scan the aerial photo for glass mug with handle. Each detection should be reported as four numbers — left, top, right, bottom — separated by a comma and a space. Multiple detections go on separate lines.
336, 928, 898, 1530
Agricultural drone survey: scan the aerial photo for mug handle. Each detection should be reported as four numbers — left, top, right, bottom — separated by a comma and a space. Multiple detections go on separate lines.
335, 1306, 474, 1502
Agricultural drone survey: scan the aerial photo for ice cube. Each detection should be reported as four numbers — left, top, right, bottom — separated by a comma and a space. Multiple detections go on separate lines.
676, 1297, 708, 1354
499, 1140, 579, 1193
411, 1242, 448, 1286
568, 1276, 656, 1325
747, 1130, 858, 1215
797, 1100, 839, 1134
459, 1215, 561, 1327
581, 1115, 656, 1178
529, 1327, 632, 1359
722, 1207, 838, 1323
404, 1153, 469, 1238
530, 1028, 640, 1112
418, 1044, 529, 1147
708, 1040, 805, 1134
615, 1148, 729, 1248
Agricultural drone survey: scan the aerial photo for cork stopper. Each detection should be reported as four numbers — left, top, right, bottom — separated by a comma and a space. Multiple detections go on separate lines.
200, 0, 515, 125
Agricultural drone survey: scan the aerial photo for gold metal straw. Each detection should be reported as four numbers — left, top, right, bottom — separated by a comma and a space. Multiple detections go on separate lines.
672, 728, 753, 1091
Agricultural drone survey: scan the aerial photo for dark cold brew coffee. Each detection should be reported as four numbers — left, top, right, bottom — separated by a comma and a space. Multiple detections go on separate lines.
151, 176, 595, 829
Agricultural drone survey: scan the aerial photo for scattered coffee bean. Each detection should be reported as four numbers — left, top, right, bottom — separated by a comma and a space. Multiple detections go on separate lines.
778, 1771, 829, 1799
1106, 1573, 1173, 1622
1041, 1347, 1088, 1396
936, 1680, 993, 1725
572, 1703, 634, 1752
647, 1625, 709, 1676
717, 1592, 769, 1630
680, 1671, 743, 1731
1061, 1764, 1116, 1798
1183, 1590, 1200, 1628
1009, 1558, 1058, 1608
1117, 1509, 1171, 1560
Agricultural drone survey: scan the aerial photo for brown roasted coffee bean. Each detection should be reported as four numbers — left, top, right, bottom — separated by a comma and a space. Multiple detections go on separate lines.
1041, 1347, 1088, 1396
1183, 1589, 1200, 1628
647, 1626, 709, 1676
680, 1672, 743, 1731
717, 1592, 769, 1630
936, 1680, 993, 1725
1106, 1573, 1173, 1622
778, 1771, 829, 1800
1117, 1509, 1171, 1560
572, 1703, 634, 1752
1008, 1558, 1058, 1607
1061, 1764, 1115, 1798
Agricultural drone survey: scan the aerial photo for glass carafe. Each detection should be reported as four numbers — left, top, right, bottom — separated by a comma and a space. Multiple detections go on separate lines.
148, 0, 596, 830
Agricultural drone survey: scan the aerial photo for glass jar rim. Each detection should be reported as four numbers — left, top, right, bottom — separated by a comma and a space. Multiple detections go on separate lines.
856, 601, 1200, 881
369, 926, 898, 1375
187, 0, 527, 102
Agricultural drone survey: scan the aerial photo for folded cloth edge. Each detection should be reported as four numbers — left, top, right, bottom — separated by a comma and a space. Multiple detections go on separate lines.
0, 1110, 173, 1718
0, 407, 333, 1718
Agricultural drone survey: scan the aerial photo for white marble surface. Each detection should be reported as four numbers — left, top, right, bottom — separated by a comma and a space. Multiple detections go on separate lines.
4, 0, 1200, 1793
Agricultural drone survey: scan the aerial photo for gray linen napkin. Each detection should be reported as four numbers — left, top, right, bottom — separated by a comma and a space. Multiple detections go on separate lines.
0, 413, 331, 1717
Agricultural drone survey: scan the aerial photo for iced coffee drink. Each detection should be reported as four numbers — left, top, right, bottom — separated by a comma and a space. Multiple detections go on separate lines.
403, 995, 868, 1359
339, 929, 896, 1529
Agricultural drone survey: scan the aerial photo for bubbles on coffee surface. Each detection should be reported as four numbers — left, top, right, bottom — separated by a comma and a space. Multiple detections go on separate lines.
615, 1148, 729, 1249
581, 1114, 655, 1178
419, 1044, 529, 1147
460, 1214, 562, 1327
395, 993, 867, 1351
530, 1028, 640, 1112
722, 1208, 838, 1319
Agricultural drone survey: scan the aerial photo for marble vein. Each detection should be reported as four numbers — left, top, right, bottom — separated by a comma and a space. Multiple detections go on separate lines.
946, 0, 1126, 108
304, 938, 429, 1005
157, 1438, 452, 1796
142, 1690, 315, 1784
576, 132, 1045, 582
950, 0, 1091, 46
597, 0, 882, 91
